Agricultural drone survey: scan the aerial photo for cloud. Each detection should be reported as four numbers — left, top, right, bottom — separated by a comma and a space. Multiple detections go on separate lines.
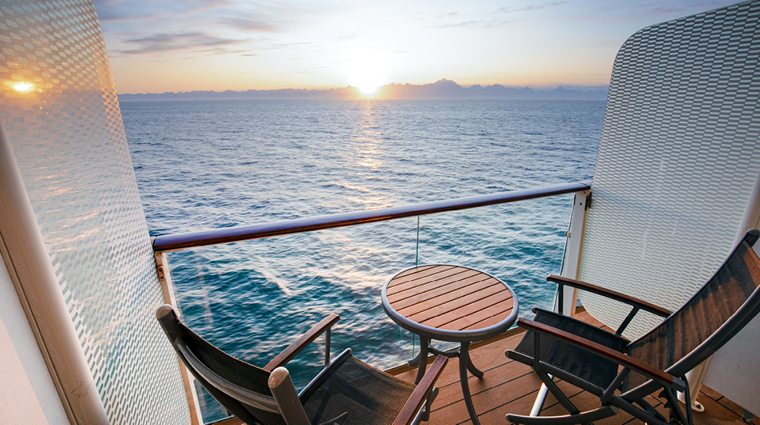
431, 4, 529, 30
333, 32, 359, 42
214, 3, 332, 33
433, 19, 516, 29
97, 11, 163, 23
218, 16, 278, 32
498, 2, 568, 14
120, 31, 245, 54
608, 1, 729, 17
93, 0, 162, 23
563, 1, 736, 23
269, 41, 313, 49
95, 0, 232, 23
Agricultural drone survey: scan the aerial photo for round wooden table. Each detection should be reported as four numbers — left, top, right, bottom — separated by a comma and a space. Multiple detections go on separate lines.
382, 265, 519, 425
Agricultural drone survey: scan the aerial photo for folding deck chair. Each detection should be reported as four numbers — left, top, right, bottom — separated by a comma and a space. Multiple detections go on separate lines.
502, 1, 760, 423
505, 229, 760, 425
157, 305, 447, 425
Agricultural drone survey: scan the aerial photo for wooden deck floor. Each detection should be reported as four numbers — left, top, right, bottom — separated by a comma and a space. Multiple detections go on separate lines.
387, 310, 757, 425
216, 309, 755, 425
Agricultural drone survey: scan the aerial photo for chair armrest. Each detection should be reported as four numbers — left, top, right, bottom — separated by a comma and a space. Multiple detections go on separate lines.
393, 355, 448, 425
548, 275, 671, 318
269, 367, 310, 425
264, 313, 340, 372
517, 318, 681, 390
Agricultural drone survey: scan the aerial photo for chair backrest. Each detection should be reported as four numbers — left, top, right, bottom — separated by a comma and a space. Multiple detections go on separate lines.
623, 229, 760, 390
157, 305, 287, 425
577, 0, 760, 340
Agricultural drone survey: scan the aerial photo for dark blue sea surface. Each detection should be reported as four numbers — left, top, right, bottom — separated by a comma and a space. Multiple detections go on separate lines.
122, 98, 603, 421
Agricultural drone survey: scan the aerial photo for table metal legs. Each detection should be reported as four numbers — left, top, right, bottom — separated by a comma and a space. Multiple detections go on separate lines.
414, 336, 430, 385
459, 341, 481, 425
464, 341, 484, 379
408, 338, 483, 424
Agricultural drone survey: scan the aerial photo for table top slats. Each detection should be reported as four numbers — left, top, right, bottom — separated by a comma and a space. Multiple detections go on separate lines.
406, 282, 509, 324
420, 291, 513, 329
386, 265, 472, 296
435, 299, 515, 331
461, 311, 514, 332
392, 264, 437, 280
383, 265, 517, 337
394, 276, 500, 316
389, 264, 453, 286
387, 272, 490, 306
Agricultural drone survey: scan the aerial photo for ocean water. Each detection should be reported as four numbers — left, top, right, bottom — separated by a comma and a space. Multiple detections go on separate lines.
122, 98, 603, 420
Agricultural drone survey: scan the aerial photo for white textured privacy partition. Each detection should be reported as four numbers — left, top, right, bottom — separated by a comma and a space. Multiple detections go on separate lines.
580, 0, 760, 338
578, 0, 760, 411
0, 1, 190, 424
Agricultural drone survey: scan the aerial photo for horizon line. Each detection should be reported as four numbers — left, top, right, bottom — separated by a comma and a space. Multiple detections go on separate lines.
117, 78, 611, 96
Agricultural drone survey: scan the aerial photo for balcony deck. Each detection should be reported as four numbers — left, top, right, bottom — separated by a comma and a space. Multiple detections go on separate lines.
219, 308, 756, 425
385, 309, 757, 425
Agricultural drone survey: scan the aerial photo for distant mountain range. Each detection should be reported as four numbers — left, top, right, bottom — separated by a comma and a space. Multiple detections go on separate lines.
118, 79, 609, 102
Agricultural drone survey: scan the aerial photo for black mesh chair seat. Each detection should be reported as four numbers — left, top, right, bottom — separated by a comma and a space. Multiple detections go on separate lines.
301, 354, 415, 425
512, 308, 628, 390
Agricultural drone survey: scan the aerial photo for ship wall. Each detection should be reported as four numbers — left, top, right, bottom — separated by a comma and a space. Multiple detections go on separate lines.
0, 256, 68, 424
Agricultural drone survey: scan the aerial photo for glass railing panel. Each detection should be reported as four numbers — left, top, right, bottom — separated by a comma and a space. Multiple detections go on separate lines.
164, 194, 574, 423
414, 195, 572, 314
167, 217, 422, 422
169, 218, 419, 369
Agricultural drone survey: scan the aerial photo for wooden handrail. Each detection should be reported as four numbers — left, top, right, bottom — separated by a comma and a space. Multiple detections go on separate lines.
153, 181, 591, 252
264, 313, 340, 372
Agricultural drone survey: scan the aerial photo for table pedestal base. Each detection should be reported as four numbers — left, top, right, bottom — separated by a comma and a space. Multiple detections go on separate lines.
410, 338, 483, 425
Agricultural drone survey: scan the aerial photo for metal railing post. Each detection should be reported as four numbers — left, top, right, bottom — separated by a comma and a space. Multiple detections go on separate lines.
533, 190, 590, 417
558, 190, 590, 316
154, 252, 203, 425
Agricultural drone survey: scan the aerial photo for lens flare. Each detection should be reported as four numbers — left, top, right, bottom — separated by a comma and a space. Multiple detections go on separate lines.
13, 82, 34, 92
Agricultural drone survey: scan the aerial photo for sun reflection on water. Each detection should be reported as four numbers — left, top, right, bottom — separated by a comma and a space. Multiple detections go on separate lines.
343, 102, 399, 208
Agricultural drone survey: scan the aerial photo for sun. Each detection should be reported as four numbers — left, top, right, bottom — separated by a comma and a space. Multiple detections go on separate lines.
352, 75, 384, 96
345, 52, 391, 97
357, 83, 380, 95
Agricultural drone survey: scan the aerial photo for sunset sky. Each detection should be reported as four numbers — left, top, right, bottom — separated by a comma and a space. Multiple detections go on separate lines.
93, 0, 739, 94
